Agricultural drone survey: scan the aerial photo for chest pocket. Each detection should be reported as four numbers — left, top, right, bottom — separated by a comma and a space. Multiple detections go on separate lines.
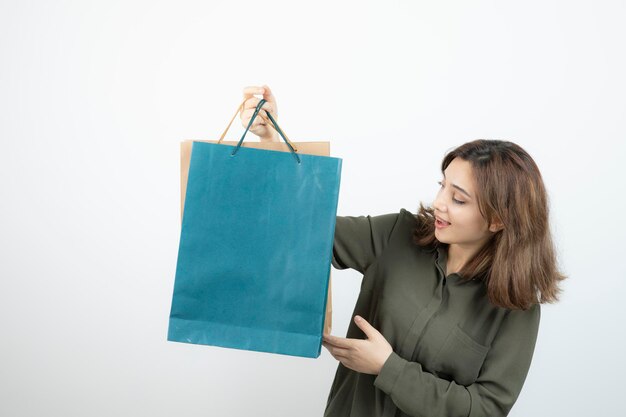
431, 325, 490, 386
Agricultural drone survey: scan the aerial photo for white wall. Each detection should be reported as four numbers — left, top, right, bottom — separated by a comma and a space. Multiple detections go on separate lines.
1, 0, 624, 416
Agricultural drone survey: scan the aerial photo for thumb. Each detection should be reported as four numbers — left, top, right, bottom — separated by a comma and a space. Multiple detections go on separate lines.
261, 84, 272, 97
354, 315, 379, 339
261, 84, 276, 101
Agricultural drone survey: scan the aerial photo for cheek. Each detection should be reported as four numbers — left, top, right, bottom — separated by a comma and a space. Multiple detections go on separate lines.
451, 208, 485, 233
467, 213, 490, 234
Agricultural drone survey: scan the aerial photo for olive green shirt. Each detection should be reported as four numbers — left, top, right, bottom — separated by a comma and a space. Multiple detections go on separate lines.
324, 208, 540, 417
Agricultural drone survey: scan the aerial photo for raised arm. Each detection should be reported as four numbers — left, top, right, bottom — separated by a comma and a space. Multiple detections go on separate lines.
332, 213, 401, 274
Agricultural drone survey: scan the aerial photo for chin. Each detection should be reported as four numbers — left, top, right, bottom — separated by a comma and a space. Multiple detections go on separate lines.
434, 230, 451, 244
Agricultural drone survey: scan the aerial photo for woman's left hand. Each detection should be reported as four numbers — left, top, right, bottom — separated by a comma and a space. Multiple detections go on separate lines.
322, 316, 393, 375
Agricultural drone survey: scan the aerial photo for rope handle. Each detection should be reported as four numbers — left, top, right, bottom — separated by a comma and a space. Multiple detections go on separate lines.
217, 97, 298, 153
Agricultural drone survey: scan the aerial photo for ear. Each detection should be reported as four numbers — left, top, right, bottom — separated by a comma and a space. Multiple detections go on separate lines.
489, 219, 504, 233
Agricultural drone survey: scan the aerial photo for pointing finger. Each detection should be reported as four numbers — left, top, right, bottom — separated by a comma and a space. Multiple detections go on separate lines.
354, 316, 380, 340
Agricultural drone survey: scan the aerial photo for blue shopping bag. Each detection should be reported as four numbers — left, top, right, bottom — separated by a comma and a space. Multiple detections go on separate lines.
168, 99, 342, 358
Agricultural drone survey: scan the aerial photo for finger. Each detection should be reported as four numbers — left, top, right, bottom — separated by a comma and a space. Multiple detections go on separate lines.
338, 357, 355, 371
241, 109, 275, 134
323, 342, 340, 360
240, 107, 268, 123
255, 104, 276, 122
323, 335, 354, 349
354, 315, 379, 339
243, 97, 261, 110
323, 342, 351, 358
242, 86, 266, 99
329, 352, 347, 362
323, 343, 350, 361
260, 84, 276, 101
258, 113, 274, 129
243, 97, 276, 116
240, 108, 272, 130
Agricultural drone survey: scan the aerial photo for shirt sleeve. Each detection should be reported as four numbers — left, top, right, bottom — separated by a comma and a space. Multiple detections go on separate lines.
331, 212, 402, 274
373, 303, 541, 417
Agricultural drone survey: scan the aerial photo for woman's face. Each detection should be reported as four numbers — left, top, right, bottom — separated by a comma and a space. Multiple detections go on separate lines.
432, 157, 501, 249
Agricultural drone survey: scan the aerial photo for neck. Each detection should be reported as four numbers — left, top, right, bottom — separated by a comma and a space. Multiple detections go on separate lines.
446, 243, 479, 274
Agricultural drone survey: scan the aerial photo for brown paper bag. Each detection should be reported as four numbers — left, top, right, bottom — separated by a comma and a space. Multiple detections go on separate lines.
179, 100, 333, 336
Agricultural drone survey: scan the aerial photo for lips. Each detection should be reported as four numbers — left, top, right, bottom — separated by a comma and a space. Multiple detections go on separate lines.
436, 216, 451, 225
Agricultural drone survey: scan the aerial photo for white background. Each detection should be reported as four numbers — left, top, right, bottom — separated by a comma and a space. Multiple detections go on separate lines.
1, 1, 624, 416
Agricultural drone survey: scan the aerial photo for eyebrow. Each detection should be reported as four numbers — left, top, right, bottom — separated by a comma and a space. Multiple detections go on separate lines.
442, 172, 472, 199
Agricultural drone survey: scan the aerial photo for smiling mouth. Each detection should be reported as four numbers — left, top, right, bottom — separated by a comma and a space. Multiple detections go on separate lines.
436, 216, 451, 226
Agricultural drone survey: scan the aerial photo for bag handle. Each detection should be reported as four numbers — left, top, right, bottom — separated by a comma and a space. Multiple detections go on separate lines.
217, 98, 301, 164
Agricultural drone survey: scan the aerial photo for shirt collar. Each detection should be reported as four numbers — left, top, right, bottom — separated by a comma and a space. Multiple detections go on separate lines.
434, 245, 487, 284
435, 244, 461, 282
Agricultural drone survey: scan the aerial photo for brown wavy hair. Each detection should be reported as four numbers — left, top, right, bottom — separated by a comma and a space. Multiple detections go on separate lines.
413, 139, 567, 310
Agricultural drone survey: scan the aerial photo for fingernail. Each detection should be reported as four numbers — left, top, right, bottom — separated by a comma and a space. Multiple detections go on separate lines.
355, 316, 362, 322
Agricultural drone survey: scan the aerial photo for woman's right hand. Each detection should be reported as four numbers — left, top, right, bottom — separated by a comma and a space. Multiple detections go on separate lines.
240, 85, 280, 142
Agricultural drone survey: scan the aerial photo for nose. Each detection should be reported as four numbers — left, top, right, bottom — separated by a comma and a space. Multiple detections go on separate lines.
432, 192, 446, 214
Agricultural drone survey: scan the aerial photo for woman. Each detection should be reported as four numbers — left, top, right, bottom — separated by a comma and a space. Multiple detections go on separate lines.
240, 85, 566, 417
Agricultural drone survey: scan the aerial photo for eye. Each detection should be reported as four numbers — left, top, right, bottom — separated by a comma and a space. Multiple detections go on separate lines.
438, 181, 466, 205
